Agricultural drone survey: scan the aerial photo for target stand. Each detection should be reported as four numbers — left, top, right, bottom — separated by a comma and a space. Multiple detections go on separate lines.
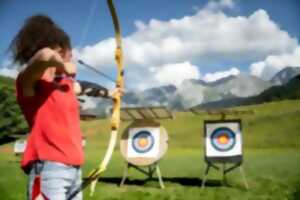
202, 119, 249, 189
14, 140, 27, 156
191, 109, 253, 189
119, 106, 172, 189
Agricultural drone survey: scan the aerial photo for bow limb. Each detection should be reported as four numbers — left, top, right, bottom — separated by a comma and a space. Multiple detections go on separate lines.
89, 0, 124, 196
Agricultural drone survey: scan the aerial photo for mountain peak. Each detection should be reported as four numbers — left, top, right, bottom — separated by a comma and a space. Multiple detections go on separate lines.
186, 75, 237, 87
271, 66, 300, 85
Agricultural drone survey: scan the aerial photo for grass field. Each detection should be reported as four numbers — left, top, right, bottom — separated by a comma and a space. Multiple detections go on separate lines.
1, 100, 300, 199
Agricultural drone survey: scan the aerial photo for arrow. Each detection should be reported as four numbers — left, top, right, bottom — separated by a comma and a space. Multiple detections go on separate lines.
77, 59, 115, 83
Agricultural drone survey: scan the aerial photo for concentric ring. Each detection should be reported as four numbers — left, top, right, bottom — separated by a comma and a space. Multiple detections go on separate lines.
210, 127, 236, 152
132, 130, 155, 153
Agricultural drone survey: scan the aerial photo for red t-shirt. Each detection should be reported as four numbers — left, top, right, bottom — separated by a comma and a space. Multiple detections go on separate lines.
16, 73, 84, 171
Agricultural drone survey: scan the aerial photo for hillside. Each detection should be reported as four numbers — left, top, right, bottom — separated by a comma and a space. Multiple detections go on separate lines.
79, 99, 300, 149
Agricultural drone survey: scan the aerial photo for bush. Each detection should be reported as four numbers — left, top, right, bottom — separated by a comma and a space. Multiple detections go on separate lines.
0, 77, 28, 140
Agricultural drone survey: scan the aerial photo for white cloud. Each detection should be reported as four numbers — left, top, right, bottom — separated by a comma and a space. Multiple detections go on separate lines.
0, 59, 21, 79
0, 67, 18, 78
250, 47, 300, 80
205, 0, 235, 11
153, 62, 201, 87
74, 0, 298, 89
79, 96, 98, 110
202, 67, 240, 82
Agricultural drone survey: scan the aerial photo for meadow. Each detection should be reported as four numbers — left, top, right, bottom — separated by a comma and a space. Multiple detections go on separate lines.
0, 100, 300, 199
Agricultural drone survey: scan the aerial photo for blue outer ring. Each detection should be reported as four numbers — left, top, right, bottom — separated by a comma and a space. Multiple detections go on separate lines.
132, 130, 155, 153
210, 127, 236, 152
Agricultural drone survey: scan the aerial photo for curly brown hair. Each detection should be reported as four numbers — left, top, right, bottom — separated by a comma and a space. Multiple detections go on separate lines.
10, 15, 71, 65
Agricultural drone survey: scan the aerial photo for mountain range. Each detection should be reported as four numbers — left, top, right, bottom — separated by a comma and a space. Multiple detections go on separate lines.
81, 66, 300, 115
196, 73, 300, 109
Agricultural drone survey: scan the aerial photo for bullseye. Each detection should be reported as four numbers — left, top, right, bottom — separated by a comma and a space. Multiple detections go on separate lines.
217, 134, 229, 144
137, 138, 149, 148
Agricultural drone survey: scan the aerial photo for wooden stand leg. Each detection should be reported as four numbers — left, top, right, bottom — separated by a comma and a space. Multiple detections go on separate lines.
155, 164, 165, 189
120, 163, 129, 187
148, 165, 153, 180
239, 166, 249, 190
201, 164, 211, 188
120, 162, 165, 189
222, 163, 228, 186
202, 161, 247, 189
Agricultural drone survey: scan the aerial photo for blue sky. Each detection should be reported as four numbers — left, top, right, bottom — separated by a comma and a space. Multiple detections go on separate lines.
0, 0, 300, 90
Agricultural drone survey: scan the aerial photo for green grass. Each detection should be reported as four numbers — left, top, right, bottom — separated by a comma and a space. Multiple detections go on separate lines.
1, 100, 300, 199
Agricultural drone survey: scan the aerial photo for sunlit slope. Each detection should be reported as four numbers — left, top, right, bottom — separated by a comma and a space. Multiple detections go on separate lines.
81, 99, 300, 149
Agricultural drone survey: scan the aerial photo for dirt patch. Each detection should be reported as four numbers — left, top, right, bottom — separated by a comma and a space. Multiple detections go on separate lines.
0, 144, 13, 154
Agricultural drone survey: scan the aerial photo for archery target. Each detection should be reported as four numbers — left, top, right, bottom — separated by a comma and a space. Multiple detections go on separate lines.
205, 120, 242, 160
127, 127, 160, 158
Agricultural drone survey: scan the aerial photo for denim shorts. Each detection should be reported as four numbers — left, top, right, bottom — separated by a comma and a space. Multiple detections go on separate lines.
28, 161, 82, 200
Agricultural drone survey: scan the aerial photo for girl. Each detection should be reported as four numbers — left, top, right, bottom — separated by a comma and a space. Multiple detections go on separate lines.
11, 15, 119, 200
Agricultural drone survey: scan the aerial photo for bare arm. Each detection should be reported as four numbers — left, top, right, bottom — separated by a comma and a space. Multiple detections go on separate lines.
75, 80, 124, 100
19, 48, 70, 97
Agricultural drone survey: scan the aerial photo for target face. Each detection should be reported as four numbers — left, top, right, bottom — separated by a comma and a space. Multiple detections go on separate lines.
205, 120, 242, 160
210, 127, 236, 152
132, 131, 155, 153
127, 127, 160, 158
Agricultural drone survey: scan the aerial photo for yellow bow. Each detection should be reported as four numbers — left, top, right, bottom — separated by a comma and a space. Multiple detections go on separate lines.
88, 0, 124, 196
66, 1, 123, 199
